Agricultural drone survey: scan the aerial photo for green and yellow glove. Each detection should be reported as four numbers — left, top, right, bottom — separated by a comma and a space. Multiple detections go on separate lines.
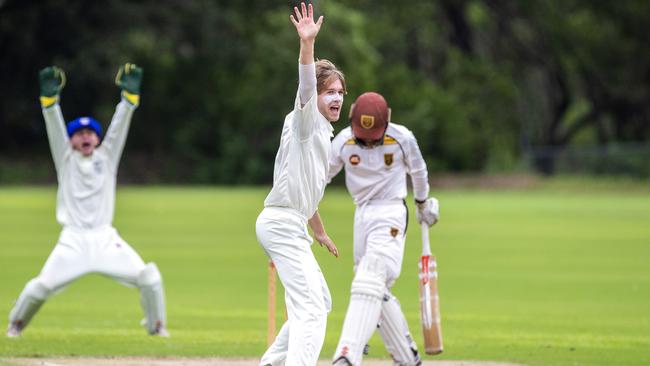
39, 66, 66, 108
115, 63, 143, 106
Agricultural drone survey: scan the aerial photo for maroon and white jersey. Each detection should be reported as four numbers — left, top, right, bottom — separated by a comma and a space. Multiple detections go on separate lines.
328, 123, 429, 205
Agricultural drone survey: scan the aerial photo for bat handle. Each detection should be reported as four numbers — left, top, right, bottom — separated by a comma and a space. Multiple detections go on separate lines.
421, 223, 431, 257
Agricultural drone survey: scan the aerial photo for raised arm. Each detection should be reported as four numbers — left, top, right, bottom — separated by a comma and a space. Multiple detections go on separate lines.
291, 2, 323, 107
102, 63, 142, 169
39, 66, 69, 172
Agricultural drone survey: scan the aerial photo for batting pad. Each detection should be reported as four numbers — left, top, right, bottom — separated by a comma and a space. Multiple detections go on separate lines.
8, 279, 51, 330
378, 293, 421, 365
333, 254, 387, 365
137, 262, 167, 334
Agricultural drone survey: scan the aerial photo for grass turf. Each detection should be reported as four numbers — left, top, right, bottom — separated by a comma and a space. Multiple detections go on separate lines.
0, 183, 649, 365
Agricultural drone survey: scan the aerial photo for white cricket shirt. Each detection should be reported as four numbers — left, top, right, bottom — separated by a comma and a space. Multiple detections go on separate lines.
43, 101, 135, 229
264, 90, 334, 219
328, 123, 429, 205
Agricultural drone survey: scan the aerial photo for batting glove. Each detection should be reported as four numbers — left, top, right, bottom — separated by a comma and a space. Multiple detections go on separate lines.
416, 197, 439, 227
38, 66, 66, 108
115, 63, 143, 106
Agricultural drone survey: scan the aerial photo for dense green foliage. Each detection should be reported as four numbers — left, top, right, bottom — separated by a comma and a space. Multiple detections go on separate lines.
1, 186, 649, 365
0, 1, 649, 182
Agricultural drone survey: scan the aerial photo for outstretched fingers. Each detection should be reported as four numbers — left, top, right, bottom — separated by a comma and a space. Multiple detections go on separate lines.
294, 5, 303, 21
290, 2, 324, 40
307, 3, 323, 27
302, 2, 308, 20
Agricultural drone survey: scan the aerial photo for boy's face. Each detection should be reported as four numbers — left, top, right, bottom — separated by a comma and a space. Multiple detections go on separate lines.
317, 79, 345, 122
70, 128, 100, 156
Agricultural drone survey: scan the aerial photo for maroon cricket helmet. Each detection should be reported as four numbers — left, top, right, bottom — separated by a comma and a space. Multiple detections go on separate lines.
349, 92, 390, 142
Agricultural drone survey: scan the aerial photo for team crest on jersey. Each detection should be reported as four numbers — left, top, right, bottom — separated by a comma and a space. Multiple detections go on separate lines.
390, 227, 399, 237
349, 154, 361, 166
360, 115, 375, 129
384, 153, 393, 166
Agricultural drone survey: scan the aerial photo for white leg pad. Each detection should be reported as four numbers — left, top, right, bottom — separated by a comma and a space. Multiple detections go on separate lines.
8, 279, 52, 332
333, 254, 387, 365
378, 293, 421, 366
137, 263, 167, 334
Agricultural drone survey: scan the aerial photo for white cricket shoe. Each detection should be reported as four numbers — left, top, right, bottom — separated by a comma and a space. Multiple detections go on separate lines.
6, 323, 22, 338
153, 326, 170, 337
141, 318, 170, 337
333, 357, 352, 366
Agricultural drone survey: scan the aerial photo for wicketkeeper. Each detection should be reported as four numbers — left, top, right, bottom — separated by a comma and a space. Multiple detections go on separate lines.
6, 64, 169, 337
329, 92, 439, 365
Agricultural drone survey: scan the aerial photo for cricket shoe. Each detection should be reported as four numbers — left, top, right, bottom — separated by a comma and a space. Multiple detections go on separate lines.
152, 324, 170, 337
6, 322, 23, 338
391, 351, 422, 366
333, 357, 352, 365
141, 319, 170, 337
392, 361, 421, 366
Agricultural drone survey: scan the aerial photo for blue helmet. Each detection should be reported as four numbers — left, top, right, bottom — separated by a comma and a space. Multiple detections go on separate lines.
67, 117, 102, 138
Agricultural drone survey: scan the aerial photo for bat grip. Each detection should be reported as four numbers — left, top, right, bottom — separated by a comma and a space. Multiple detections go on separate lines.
421, 223, 431, 257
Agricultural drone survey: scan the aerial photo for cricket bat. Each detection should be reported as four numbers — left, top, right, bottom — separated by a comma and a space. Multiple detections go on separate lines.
419, 223, 443, 355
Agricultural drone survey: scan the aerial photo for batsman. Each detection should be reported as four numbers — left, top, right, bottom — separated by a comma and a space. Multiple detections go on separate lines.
329, 92, 439, 365
6, 64, 168, 337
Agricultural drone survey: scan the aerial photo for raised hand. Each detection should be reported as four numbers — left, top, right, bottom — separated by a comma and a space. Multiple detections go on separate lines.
290, 2, 323, 42
38, 66, 66, 108
115, 63, 143, 106
115, 63, 143, 94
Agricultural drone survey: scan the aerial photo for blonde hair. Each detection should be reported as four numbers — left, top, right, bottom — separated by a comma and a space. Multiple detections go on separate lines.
316, 59, 346, 95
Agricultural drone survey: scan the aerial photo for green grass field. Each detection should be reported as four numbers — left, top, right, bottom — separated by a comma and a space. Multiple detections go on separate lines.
0, 182, 649, 365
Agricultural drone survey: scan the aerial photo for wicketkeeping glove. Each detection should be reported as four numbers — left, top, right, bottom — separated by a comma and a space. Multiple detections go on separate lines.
115, 63, 143, 106
38, 66, 66, 108
416, 197, 440, 227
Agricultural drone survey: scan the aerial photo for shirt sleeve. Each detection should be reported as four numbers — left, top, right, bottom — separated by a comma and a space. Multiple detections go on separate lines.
298, 63, 316, 106
292, 88, 319, 141
290, 61, 320, 141
101, 100, 136, 170
327, 132, 346, 183
404, 130, 429, 201
42, 104, 70, 173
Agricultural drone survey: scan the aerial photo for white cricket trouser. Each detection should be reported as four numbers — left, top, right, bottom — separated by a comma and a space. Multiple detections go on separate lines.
354, 200, 408, 285
37, 226, 146, 291
256, 207, 332, 366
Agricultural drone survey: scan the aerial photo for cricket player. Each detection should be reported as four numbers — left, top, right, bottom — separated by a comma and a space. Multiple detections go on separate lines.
256, 3, 344, 365
329, 92, 439, 365
6, 64, 168, 337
